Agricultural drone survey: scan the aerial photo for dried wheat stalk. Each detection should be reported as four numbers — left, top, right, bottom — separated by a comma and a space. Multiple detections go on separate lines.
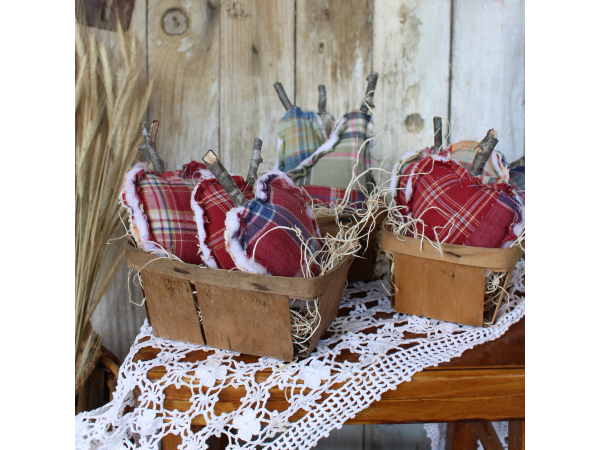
75, 23, 152, 392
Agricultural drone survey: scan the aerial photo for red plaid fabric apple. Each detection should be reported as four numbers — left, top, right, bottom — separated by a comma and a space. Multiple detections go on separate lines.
224, 171, 322, 277
121, 162, 205, 264
191, 175, 254, 269
392, 155, 524, 248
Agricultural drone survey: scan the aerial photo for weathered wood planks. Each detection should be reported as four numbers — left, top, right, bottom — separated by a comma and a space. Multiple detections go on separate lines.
450, 0, 525, 163
372, 0, 452, 176
219, 0, 295, 175
147, 0, 220, 170
295, 0, 374, 116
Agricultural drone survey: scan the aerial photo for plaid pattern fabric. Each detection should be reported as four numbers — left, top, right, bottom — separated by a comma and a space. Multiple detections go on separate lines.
317, 112, 335, 139
233, 174, 322, 277
124, 167, 201, 264
277, 107, 327, 172
395, 143, 509, 189
193, 176, 254, 270
509, 165, 525, 200
291, 110, 375, 192
300, 185, 367, 210
175, 160, 211, 182
397, 157, 522, 248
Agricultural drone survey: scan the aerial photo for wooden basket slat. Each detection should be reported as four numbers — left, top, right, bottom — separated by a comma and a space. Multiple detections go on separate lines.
141, 269, 206, 345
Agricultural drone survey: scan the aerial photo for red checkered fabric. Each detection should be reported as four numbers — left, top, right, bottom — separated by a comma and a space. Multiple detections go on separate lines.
175, 160, 211, 182
192, 176, 254, 270
226, 172, 322, 277
300, 185, 367, 209
396, 156, 523, 248
120, 163, 201, 264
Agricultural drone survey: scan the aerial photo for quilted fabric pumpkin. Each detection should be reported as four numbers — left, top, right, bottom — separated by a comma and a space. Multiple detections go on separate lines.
224, 171, 322, 277
120, 162, 202, 264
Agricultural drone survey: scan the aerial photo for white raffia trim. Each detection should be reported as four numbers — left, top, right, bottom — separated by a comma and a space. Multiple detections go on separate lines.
120, 162, 163, 255
224, 206, 270, 275
288, 117, 347, 173
313, 113, 327, 141
190, 183, 218, 268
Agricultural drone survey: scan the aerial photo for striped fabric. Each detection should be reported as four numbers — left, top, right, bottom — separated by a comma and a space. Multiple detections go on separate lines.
127, 169, 201, 264
300, 185, 367, 210
193, 176, 254, 270
232, 174, 322, 277
277, 107, 327, 173
395, 156, 523, 248
291, 110, 376, 192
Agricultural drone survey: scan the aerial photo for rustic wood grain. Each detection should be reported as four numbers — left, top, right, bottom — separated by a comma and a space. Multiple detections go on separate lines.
195, 281, 294, 361
394, 252, 485, 327
147, 0, 220, 171
381, 227, 523, 271
127, 244, 351, 299
450, 0, 525, 163
372, 0, 451, 175
508, 421, 524, 450
220, 0, 295, 174
140, 269, 205, 345
445, 422, 479, 450
295, 0, 373, 116
473, 421, 504, 450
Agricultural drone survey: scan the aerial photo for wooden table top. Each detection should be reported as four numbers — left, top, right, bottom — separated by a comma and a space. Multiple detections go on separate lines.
133, 315, 524, 426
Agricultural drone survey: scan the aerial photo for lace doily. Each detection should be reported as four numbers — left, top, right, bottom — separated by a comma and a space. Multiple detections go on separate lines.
425, 421, 510, 450
76, 260, 524, 450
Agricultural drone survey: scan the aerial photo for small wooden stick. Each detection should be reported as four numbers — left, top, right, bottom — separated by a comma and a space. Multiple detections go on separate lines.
433, 116, 443, 149
202, 150, 249, 207
138, 121, 165, 175
470, 129, 499, 177
318, 85, 327, 113
246, 138, 263, 188
360, 72, 379, 113
274, 82, 293, 111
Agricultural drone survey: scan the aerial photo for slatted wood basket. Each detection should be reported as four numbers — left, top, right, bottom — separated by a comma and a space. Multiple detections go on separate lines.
381, 225, 523, 327
126, 243, 353, 361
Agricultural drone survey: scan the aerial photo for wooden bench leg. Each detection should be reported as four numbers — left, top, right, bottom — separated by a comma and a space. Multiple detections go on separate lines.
508, 420, 524, 450
473, 422, 504, 450
445, 422, 478, 450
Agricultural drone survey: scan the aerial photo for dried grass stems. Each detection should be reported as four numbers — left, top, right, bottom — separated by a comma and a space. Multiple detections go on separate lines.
75, 23, 152, 391
290, 299, 321, 355
483, 271, 510, 326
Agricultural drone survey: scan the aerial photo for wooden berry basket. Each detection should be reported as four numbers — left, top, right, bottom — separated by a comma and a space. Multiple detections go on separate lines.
316, 207, 386, 283
126, 243, 353, 361
381, 225, 523, 327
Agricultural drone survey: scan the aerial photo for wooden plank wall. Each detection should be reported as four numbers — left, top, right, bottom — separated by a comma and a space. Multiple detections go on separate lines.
90, 1, 525, 434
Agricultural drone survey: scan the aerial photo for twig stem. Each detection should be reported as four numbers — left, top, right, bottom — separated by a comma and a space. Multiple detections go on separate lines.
246, 138, 263, 188
318, 85, 327, 113
274, 82, 293, 111
138, 121, 164, 175
202, 150, 249, 207
360, 72, 379, 113
471, 129, 499, 177
433, 116, 443, 149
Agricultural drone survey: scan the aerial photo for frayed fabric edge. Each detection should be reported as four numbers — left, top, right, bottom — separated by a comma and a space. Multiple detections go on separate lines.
190, 183, 219, 268
120, 162, 164, 255
224, 206, 270, 275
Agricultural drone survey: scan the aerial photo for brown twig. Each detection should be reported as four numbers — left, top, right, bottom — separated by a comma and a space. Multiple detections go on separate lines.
471, 129, 499, 177
138, 120, 164, 175
202, 150, 249, 207
360, 72, 379, 113
274, 82, 293, 111
433, 116, 443, 149
246, 138, 263, 188
318, 84, 327, 113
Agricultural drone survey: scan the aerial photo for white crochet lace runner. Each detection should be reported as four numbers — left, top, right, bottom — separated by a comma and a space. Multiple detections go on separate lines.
76, 260, 524, 450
